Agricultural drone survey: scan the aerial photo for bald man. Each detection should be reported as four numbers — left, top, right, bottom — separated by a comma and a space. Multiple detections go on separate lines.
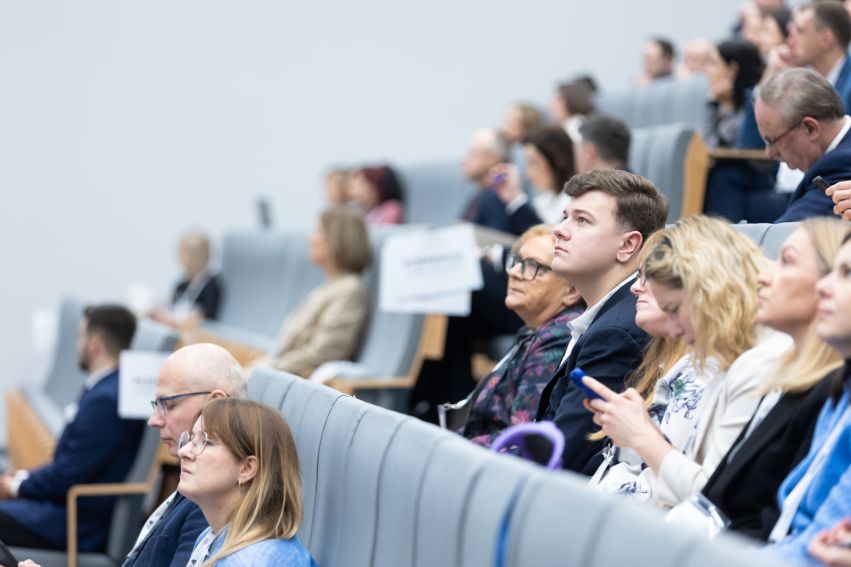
123, 343, 246, 567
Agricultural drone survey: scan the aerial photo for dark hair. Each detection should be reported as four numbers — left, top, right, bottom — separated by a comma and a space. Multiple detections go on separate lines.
764, 7, 791, 40
578, 114, 632, 167
570, 74, 599, 95
359, 165, 405, 205
83, 305, 136, 357
651, 37, 676, 60
556, 82, 596, 117
564, 170, 668, 241
811, 2, 851, 50
523, 126, 576, 192
717, 39, 765, 109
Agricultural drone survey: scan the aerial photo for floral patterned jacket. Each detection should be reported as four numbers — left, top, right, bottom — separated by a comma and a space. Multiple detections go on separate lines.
462, 306, 584, 447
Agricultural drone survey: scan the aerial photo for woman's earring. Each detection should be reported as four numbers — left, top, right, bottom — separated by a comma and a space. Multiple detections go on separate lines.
237, 479, 243, 489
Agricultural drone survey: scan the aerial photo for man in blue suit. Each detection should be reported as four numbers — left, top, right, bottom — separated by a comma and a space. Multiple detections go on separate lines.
0, 305, 142, 552
123, 343, 247, 567
754, 68, 851, 222
535, 170, 668, 474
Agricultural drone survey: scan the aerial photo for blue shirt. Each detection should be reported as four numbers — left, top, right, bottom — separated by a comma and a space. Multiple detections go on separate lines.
195, 527, 318, 567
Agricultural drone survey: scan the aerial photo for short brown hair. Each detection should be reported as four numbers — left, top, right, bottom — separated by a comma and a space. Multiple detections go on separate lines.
319, 206, 372, 274
83, 305, 136, 357
564, 170, 668, 241
809, 2, 851, 50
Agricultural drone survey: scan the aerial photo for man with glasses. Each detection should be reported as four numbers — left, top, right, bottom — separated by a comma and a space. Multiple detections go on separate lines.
755, 68, 851, 222
123, 343, 246, 567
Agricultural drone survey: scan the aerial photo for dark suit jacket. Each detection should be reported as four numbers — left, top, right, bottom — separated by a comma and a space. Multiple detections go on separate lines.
462, 188, 541, 236
123, 492, 208, 567
776, 127, 851, 222
702, 374, 835, 541
835, 57, 851, 115
172, 274, 222, 320
535, 278, 649, 474
0, 371, 145, 551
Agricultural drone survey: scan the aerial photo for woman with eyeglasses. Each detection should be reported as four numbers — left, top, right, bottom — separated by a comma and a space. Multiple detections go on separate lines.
459, 225, 585, 446
176, 398, 317, 566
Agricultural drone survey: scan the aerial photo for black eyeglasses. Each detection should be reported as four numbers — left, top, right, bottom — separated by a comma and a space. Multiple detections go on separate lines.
763, 121, 802, 147
506, 253, 552, 281
150, 391, 212, 416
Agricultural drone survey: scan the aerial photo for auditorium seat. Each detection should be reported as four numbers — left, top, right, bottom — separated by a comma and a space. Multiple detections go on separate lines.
595, 75, 708, 131
732, 222, 799, 261
399, 162, 477, 225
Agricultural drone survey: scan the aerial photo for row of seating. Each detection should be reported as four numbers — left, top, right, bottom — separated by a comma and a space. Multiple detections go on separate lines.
595, 75, 709, 132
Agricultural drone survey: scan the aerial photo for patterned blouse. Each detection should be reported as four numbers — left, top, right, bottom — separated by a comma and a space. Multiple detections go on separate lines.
462, 306, 584, 447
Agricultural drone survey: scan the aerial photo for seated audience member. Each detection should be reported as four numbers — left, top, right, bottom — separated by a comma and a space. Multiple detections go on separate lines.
636, 37, 676, 86
254, 207, 371, 378
489, 126, 576, 224
765, 230, 851, 565
809, 518, 851, 566
549, 81, 596, 142
534, 170, 668, 474
677, 37, 714, 78
323, 167, 351, 206
755, 68, 851, 222
348, 165, 405, 225
573, 114, 632, 174
460, 225, 585, 446
753, 6, 791, 59
701, 39, 781, 222
177, 398, 317, 566
502, 103, 546, 147
702, 218, 845, 541
151, 231, 223, 329
460, 128, 540, 235
585, 216, 791, 506
0, 305, 142, 552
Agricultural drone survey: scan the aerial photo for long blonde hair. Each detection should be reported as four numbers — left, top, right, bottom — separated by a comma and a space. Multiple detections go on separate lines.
759, 218, 847, 394
200, 398, 303, 566
642, 216, 762, 371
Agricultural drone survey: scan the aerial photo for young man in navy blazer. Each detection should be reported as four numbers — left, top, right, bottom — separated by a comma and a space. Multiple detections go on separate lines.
535, 169, 668, 474
123, 343, 247, 567
0, 305, 142, 552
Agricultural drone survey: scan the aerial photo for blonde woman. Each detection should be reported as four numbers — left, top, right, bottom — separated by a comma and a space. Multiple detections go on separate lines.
702, 218, 846, 541
178, 398, 317, 566
583, 215, 792, 507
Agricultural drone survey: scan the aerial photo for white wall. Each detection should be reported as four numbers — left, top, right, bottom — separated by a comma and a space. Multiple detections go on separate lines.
0, 0, 740, 437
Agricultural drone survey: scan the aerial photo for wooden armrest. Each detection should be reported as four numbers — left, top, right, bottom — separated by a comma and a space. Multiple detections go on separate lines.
326, 376, 414, 395
708, 147, 773, 161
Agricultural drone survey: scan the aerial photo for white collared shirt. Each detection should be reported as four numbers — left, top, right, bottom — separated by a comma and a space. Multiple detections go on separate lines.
825, 115, 851, 155
560, 272, 637, 365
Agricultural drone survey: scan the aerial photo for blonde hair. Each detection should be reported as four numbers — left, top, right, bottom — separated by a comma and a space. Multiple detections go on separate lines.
200, 398, 303, 566
643, 216, 762, 371
759, 218, 847, 394
513, 224, 556, 253
178, 231, 211, 274
319, 206, 372, 274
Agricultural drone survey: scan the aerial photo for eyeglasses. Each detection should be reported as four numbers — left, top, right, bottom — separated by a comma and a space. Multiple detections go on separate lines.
763, 121, 802, 147
506, 253, 552, 281
150, 391, 212, 416
177, 430, 218, 456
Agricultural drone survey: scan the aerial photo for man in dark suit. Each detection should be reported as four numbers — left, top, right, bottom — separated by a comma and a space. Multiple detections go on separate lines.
0, 305, 142, 552
754, 68, 851, 222
535, 170, 668, 474
124, 343, 247, 567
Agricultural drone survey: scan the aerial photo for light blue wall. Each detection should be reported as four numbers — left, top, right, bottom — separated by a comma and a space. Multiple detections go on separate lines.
0, 0, 740, 439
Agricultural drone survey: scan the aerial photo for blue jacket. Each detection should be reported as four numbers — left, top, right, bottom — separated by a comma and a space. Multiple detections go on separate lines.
834, 56, 851, 114
461, 189, 541, 236
776, 126, 851, 222
766, 376, 851, 566
0, 371, 145, 551
123, 493, 208, 567
535, 279, 650, 474
197, 527, 318, 566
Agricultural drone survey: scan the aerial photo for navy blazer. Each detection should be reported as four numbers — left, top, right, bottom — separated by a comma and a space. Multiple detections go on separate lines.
123, 492, 208, 567
0, 371, 145, 551
462, 189, 541, 236
776, 127, 851, 222
702, 374, 835, 541
535, 279, 649, 474
835, 57, 851, 115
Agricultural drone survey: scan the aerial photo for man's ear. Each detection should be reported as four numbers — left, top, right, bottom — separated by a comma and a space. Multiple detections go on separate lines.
616, 231, 644, 264
802, 116, 821, 140
209, 389, 228, 400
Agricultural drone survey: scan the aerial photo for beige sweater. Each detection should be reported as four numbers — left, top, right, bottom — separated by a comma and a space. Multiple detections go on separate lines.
269, 273, 369, 378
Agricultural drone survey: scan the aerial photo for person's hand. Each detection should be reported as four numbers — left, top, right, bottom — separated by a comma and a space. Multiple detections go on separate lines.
826, 180, 851, 221
0, 473, 15, 500
18, 561, 44, 567
582, 377, 657, 450
809, 518, 851, 566
486, 164, 523, 205
763, 44, 794, 82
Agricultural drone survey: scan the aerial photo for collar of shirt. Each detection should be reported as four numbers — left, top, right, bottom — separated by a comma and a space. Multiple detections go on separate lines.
84, 365, 117, 390
567, 272, 637, 339
825, 115, 851, 155
826, 55, 847, 87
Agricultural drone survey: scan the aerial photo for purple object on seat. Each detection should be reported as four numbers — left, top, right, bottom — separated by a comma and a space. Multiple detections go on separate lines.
490, 421, 565, 470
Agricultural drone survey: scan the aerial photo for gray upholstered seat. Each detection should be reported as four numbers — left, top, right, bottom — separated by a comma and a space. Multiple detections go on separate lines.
732, 222, 771, 250
596, 75, 708, 131
761, 222, 800, 260
629, 123, 696, 222
399, 162, 477, 225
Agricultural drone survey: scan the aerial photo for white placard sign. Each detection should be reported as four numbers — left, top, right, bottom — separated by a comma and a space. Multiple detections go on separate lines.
379, 224, 482, 315
119, 351, 170, 419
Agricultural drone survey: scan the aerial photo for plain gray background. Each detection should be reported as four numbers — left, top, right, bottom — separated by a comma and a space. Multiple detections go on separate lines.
0, 0, 742, 440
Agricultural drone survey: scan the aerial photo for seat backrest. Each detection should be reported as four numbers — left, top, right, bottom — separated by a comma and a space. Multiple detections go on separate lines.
41, 297, 88, 408
216, 231, 324, 336
760, 222, 799, 260
130, 318, 179, 353
399, 162, 477, 225
596, 75, 707, 131
629, 123, 695, 221
732, 222, 771, 250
